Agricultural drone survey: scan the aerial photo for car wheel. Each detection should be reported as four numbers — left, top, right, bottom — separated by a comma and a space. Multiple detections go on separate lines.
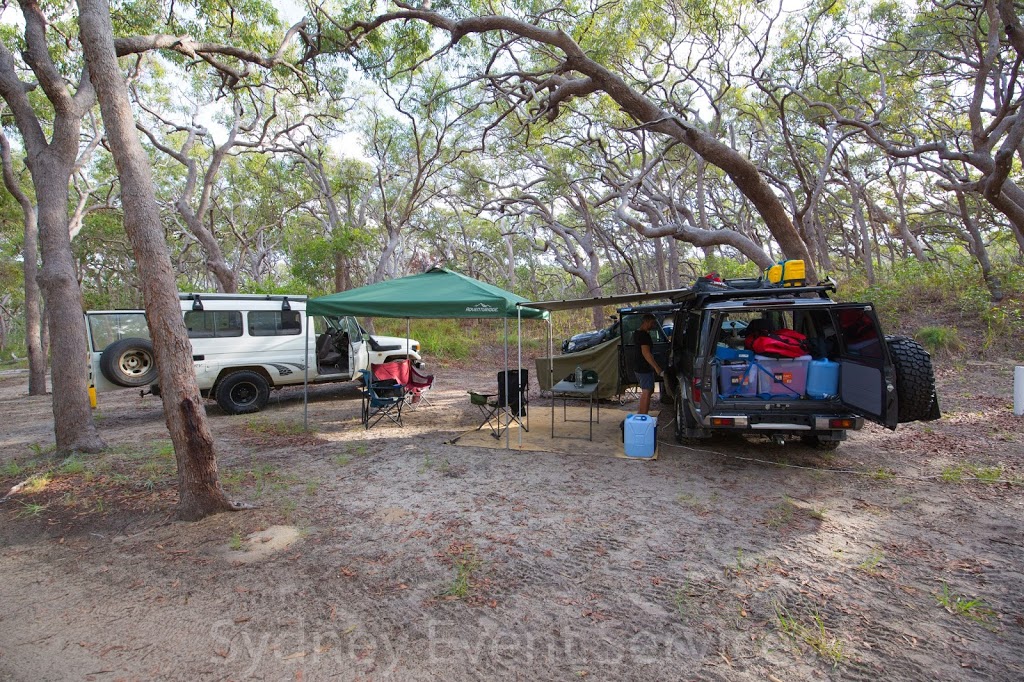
215, 371, 270, 415
99, 338, 157, 388
885, 335, 941, 423
801, 434, 841, 451
675, 390, 700, 443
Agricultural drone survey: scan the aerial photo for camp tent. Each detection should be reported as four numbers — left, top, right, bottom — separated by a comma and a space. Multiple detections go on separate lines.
307, 267, 547, 319
303, 268, 548, 440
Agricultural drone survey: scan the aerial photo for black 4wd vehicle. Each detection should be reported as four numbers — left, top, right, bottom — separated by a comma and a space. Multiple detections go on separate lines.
665, 277, 940, 449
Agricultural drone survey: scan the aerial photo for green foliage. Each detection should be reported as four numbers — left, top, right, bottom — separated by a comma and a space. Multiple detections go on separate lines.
374, 318, 475, 361
775, 602, 845, 667
839, 255, 1024, 354
700, 254, 761, 281
935, 583, 998, 629
915, 326, 963, 354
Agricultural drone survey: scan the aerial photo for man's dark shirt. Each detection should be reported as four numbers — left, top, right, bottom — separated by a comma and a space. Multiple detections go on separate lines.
634, 329, 653, 373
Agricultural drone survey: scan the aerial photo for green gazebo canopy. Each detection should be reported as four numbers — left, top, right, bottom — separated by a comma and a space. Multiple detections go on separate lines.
307, 267, 548, 320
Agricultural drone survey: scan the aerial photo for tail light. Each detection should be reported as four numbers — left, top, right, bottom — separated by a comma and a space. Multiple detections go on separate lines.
692, 377, 702, 403
829, 418, 855, 429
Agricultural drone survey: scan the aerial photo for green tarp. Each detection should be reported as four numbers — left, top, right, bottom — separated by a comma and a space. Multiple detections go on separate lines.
536, 336, 626, 400
307, 267, 548, 320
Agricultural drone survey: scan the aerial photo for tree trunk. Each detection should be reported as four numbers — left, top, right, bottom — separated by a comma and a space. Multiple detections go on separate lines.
667, 237, 680, 289
850, 185, 874, 285
956, 191, 1003, 301
0, 132, 46, 395
78, 0, 236, 520
33, 152, 106, 453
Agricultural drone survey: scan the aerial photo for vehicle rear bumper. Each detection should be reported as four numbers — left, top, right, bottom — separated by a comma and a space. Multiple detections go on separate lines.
700, 412, 864, 432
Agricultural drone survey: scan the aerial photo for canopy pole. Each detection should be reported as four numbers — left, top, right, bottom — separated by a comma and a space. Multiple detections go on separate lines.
517, 306, 523, 447
504, 317, 510, 449
303, 313, 310, 430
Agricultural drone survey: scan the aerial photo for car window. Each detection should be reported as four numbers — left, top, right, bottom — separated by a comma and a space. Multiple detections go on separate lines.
837, 309, 882, 358
185, 310, 243, 338
248, 310, 302, 336
87, 312, 149, 351
342, 316, 364, 342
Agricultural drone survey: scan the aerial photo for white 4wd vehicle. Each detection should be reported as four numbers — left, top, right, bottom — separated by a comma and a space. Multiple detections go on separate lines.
85, 293, 421, 414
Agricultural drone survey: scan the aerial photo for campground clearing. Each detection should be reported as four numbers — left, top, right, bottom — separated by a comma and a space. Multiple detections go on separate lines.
0, 357, 1022, 680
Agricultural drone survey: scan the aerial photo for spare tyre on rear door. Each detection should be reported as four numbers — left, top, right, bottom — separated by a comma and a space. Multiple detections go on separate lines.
99, 338, 158, 387
886, 335, 941, 423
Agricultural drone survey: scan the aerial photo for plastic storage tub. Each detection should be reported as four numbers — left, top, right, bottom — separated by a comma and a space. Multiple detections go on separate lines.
623, 414, 657, 458
719, 363, 758, 398
755, 355, 811, 398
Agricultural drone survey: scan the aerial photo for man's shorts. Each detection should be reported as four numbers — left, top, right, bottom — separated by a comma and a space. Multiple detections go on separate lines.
635, 371, 655, 391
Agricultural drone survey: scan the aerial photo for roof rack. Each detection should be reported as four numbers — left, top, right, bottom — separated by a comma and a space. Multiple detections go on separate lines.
672, 277, 836, 308
178, 293, 309, 302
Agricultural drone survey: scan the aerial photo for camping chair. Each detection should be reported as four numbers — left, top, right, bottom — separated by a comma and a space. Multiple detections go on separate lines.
494, 369, 529, 437
371, 359, 411, 389
469, 390, 500, 436
406, 362, 435, 407
359, 369, 406, 429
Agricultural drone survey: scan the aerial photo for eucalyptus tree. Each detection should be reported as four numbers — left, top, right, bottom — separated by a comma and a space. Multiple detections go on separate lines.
134, 80, 297, 293
358, 69, 481, 282
0, 125, 45, 393
308, 0, 818, 279
3, 0, 306, 515
803, 0, 1024, 265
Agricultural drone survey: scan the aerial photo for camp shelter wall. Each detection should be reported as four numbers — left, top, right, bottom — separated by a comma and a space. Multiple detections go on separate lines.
535, 337, 620, 400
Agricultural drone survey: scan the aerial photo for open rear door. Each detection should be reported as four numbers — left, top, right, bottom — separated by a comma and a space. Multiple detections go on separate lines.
831, 304, 898, 429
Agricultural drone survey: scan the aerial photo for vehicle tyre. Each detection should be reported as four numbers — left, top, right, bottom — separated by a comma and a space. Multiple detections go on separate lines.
674, 391, 699, 443
801, 434, 841, 451
659, 371, 676, 406
99, 338, 157, 387
885, 335, 940, 423
215, 371, 270, 415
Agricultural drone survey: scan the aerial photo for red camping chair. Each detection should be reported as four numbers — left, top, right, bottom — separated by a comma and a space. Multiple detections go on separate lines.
371, 359, 411, 390
406, 362, 435, 407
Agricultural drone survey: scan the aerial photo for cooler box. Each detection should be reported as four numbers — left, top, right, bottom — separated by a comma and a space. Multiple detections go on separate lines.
718, 363, 758, 398
755, 355, 811, 398
623, 414, 657, 459
806, 358, 840, 399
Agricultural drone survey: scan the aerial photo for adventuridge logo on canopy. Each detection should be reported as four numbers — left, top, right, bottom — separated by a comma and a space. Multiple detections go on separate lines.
466, 302, 500, 313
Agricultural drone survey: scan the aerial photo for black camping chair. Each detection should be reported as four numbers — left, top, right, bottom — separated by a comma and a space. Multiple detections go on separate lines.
359, 369, 405, 429
468, 369, 530, 439
494, 369, 529, 437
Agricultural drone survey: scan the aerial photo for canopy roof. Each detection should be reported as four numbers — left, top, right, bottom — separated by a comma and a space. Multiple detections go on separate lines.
307, 267, 548, 319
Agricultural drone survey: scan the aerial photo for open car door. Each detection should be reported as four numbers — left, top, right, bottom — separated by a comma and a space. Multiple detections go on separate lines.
831, 303, 898, 429
343, 316, 368, 376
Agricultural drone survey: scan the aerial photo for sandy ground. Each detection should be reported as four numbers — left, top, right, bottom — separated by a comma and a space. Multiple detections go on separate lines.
1, 358, 1023, 681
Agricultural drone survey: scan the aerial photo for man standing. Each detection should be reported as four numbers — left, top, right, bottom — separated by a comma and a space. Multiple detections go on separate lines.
634, 314, 663, 415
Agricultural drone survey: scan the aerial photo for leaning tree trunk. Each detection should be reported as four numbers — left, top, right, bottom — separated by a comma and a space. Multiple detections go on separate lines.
957, 191, 1003, 301
78, 0, 236, 520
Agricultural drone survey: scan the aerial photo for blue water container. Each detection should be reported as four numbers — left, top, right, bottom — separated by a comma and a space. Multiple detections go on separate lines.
806, 359, 840, 399
623, 414, 657, 459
